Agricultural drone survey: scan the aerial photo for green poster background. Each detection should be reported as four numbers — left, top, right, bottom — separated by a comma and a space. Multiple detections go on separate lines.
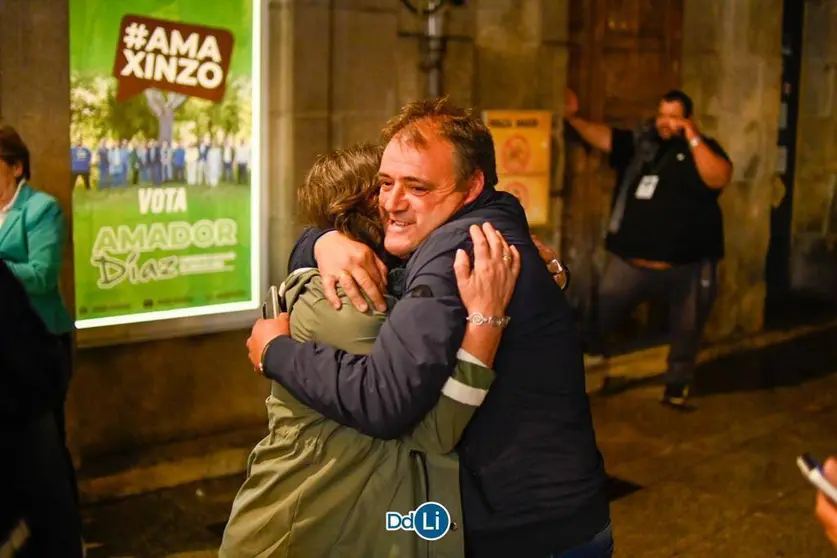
70, 0, 256, 325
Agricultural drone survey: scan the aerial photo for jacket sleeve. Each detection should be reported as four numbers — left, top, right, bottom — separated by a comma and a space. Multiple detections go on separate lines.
402, 355, 494, 454
262, 244, 466, 439
5, 198, 66, 296
287, 227, 333, 274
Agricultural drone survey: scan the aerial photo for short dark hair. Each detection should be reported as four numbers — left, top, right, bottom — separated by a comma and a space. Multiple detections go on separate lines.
660, 89, 693, 118
0, 124, 31, 181
381, 97, 499, 190
297, 143, 385, 248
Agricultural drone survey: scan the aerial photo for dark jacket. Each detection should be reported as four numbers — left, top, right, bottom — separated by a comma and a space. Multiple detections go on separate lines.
0, 260, 66, 425
264, 188, 609, 557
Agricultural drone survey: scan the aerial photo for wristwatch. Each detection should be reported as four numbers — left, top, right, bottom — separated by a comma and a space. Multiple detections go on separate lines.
466, 312, 511, 328
689, 136, 702, 149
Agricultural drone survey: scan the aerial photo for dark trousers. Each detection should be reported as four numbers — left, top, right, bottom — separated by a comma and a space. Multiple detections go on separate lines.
71, 171, 90, 190
594, 255, 718, 386
1, 411, 83, 557
57, 334, 79, 507
548, 522, 613, 558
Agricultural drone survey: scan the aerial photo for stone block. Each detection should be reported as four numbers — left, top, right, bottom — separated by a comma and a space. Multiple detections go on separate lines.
746, 0, 782, 58
795, 118, 832, 168
802, 0, 837, 60
333, 0, 397, 12
330, 112, 391, 147
71, 331, 267, 458
331, 8, 399, 112
682, 0, 723, 54
536, 45, 569, 113
395, 36, 423, 106
681, 52, 722, 115
793, 170, 836, 234
475, 0, 541, 48
292, 3, 332, 113
475, 46, 541, 109
292, 115, 332, 181
442, 39, 476, 108
541, 0, 569, 44
800, 59, 837, 119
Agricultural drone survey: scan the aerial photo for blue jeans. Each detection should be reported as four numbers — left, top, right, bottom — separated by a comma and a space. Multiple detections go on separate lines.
548, 523, 613, 558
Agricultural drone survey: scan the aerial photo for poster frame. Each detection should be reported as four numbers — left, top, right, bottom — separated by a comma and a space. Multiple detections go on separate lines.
73, 0, 269, 349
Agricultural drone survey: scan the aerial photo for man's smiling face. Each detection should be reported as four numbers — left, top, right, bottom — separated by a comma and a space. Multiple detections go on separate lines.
377, 123, 483, 258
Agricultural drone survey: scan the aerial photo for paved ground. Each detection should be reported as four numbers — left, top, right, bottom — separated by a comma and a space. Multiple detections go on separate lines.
81, 327, 837, 557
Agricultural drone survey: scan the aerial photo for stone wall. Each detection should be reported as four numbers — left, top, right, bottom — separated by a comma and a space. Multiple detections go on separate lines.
268, 0, 570, 255
1, 0, 799, 460
681, 0, 783, 339
0, 0, 268, 461
791, 0, 837, 297
0, 0, 572, 461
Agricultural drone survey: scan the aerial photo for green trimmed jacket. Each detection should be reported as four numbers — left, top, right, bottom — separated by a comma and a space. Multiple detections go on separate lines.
220, 268, 494, 558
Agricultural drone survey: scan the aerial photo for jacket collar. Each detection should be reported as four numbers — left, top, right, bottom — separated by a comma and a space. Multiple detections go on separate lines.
1, 179, 26, 212
448, 185, 500, 223
0, 181, 32, 246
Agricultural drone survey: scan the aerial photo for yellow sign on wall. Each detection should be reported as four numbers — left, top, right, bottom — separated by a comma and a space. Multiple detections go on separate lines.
483, 110, 552, 226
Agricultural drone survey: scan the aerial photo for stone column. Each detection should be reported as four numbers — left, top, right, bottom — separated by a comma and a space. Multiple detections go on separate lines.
473, 0, 570, 247
681, 0, 782, 339
0, 0, 73, 311
790, 0, 837, 295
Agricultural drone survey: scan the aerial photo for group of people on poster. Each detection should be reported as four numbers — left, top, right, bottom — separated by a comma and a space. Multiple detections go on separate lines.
70, 136, 251, 190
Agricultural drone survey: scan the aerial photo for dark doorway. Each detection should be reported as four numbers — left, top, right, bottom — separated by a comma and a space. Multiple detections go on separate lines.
765, 0, 803, 317
764, 0, 837, 328
564, 0, 684, 354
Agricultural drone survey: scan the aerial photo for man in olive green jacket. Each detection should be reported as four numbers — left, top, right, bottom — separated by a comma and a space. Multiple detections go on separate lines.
221, 267, 495, 558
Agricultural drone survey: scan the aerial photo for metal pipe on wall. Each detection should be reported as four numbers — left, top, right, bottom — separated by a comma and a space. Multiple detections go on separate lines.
402, 0, 449, 99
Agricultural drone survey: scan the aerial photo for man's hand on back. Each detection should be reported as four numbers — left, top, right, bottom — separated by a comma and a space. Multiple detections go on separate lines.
531, 234, 570, 290
313, 231, 389, 313
247, 315, 290, 373
816, 457, 837, 549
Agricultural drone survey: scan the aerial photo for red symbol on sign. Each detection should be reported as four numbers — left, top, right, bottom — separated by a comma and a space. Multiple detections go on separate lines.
501, 134, 531, 174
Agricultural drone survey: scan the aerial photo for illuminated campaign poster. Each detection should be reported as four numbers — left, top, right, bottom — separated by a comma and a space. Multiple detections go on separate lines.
483, 110, 552, 227
69, 1, 263, 331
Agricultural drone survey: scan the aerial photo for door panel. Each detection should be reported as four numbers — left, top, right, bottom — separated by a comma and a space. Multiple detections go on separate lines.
564, 0, 683, 351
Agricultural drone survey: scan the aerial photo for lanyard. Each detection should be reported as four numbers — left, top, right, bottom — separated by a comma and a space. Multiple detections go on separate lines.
643, 144, 680, 177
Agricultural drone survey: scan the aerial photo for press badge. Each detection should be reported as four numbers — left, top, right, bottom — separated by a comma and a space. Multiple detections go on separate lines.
635, 175, 659, 200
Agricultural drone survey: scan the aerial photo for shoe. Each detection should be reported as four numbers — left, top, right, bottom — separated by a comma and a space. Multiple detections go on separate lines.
660, 382, 691, 409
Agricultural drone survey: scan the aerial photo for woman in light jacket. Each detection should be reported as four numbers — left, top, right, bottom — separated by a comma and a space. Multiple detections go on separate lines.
220, 144, 521, 558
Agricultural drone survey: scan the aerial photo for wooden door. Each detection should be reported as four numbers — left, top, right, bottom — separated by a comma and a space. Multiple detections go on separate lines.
564, 0, 683, 349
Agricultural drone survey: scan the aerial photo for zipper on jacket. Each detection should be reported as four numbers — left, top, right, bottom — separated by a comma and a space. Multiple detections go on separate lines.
409, 449, 431, 504
409, 449, 432, 558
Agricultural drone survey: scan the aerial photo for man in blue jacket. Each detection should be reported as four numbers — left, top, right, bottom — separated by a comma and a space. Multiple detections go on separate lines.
247, 98, 612, 557
70, 141, 91, 190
